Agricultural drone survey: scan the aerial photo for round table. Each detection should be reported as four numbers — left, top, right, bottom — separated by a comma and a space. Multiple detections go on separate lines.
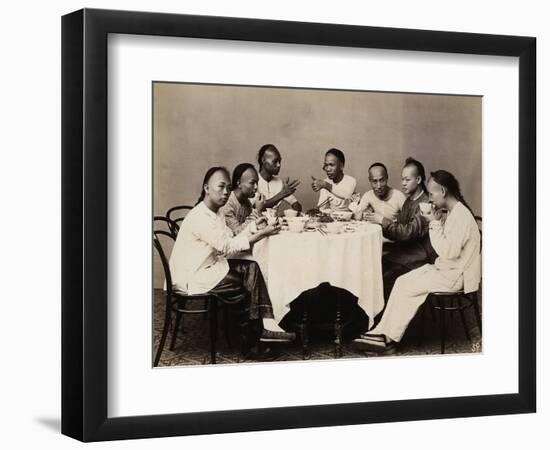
252, 222, 385, 323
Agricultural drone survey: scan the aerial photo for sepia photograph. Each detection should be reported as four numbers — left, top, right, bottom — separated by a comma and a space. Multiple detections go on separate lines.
152, 81, 482, 367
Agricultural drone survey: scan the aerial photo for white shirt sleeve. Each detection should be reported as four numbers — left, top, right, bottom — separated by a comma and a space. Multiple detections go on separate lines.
429, 216, 468, 260
285, 194, 299, 205
317, 188, 328, 206
193, 221, 250, 256
357, 191, 372, 212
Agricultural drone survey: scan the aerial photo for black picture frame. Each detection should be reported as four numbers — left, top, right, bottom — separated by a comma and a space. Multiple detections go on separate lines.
61, 8, 536, 442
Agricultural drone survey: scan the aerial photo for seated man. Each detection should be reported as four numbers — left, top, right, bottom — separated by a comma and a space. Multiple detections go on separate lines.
364, 157, 436, 301
170, 166, 296, 358
255, 144, 302, 215
354, 170, 481, 353
311, 148, 357, 208
356, 162, 406, 221
221, 162, 261, 235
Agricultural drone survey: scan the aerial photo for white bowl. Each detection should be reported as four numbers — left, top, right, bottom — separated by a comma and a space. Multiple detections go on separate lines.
419, 202, 432, 214
264, 208, 277, 218
288, 221, 305, 233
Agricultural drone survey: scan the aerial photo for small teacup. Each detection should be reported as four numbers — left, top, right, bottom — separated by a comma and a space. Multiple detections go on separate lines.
419, 202, 433, 214
266, 207, 277, 215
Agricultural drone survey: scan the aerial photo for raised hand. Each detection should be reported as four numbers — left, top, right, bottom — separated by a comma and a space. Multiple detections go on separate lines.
420, 204, 443, 222
310, 176, 328, 192
281, 177, 300, 197
262, 222, 281, 236
363, 211, 384, 225
255, 216, 268, 230
254, 193, 266, 212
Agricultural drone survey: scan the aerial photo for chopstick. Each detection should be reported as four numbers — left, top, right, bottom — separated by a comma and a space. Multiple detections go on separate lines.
317, 197, 332, 210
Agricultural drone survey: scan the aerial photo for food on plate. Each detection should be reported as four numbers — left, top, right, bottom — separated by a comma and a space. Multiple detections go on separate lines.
318, 213, 334, 223
305, 207, 321, 217
331, 210, 353, 221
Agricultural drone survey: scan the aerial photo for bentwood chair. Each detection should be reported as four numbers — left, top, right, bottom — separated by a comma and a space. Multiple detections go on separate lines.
153, 216, 246, 366
418, 216, 483, 354
420, 290, 482, 354
165, 205, 193, 238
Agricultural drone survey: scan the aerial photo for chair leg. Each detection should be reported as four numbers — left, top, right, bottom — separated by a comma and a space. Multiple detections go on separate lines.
472, 294, 482, 335
203, 298, 208, 321
154, 304, 172, 367
170, 311, 182, 351
179, 298, 187, 334
458, 297, 471, 341
417, 302, 426, 347
223, 305, 233, 349
449, 297, 455, 323
428, 302, 436, 323
439, 299, 446, 354
232, 306, 252, 357
209, 298, 218, 364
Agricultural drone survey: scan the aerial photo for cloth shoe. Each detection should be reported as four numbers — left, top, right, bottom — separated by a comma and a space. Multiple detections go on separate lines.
353, 335, 396, 354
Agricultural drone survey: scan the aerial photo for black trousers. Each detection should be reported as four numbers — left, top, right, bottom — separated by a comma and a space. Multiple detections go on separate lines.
213, 259, 274, 320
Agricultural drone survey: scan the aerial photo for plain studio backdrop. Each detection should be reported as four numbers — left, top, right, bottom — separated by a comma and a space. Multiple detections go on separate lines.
0, 1, 547, 449
154, 84, 481, 214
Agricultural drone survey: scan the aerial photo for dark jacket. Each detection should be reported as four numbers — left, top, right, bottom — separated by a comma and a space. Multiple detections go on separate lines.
381, 191, 436, 269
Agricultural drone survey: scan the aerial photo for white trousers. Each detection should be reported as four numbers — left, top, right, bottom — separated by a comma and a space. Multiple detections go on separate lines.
370, 264, 464, 342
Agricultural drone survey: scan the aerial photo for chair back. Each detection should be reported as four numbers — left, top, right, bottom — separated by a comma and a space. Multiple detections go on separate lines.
153, 216, 177, 297
474, 215, 482, 250
166, 205, 193, 237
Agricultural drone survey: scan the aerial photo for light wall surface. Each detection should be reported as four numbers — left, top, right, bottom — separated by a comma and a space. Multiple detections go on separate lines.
153, 83, 481, 288
154, 82, 481, 215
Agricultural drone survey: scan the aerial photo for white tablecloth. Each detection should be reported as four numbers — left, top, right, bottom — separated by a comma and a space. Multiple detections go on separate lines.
252, 224, 385, 322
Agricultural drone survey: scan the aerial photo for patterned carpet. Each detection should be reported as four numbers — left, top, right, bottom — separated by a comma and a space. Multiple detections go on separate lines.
153, 289, 482, 367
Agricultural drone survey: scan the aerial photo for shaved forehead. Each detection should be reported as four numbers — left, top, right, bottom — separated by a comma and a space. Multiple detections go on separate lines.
402, 165, 418, 177
263, 147, 280, 159
369, 165, 388, 179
